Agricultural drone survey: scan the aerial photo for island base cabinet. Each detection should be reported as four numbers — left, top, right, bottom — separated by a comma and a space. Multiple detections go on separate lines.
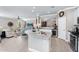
28, 37, 51, 52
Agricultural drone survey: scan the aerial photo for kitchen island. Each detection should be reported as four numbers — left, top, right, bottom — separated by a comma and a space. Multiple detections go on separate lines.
25, 29, 52, 52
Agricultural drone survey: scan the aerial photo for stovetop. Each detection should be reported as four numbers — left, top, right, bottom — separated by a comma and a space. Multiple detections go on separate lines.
70, 31, 79, 36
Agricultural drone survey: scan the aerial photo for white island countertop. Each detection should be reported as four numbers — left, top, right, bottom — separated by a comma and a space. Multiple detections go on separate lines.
25, 29, 52, 52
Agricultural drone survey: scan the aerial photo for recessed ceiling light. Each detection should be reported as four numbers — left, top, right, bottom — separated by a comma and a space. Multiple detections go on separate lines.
47, 11, 50, 13
32, 10, 34, 12
36, 13, 39, 16
51, 6, 55, 8
33, 6, 36, 9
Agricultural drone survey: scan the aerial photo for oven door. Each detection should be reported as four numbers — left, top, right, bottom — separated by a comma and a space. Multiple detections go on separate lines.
70, 34, 78, 52
78, 38, 79, 52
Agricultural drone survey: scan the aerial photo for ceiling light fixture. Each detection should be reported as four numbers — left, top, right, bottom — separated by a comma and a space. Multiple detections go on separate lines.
32, 10, 34, 12
36, 13, 39, 16
51, 6, 55, 8
47, 11, 50, 13
33, 6, 36, 9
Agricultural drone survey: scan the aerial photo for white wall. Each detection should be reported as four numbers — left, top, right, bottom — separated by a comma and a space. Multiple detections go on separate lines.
57, 7, 78, 42
41, 14, 57, 27
0, 16, 25, 31
77, 8, 79, 17
0, 17, 17, 30
66, 9, 77, 42
47, 19, 56, 27
66, 9, 77, 31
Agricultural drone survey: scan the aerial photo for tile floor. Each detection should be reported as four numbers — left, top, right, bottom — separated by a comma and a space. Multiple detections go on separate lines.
0, 36, 72, 52
51, 37, 72, 52
0, 36, 28, 52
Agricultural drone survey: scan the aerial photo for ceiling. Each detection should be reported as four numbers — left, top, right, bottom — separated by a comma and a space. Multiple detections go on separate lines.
0, 6, 71, 18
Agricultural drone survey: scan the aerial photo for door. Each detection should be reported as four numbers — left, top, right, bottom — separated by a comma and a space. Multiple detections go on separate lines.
58, 16, 67, 40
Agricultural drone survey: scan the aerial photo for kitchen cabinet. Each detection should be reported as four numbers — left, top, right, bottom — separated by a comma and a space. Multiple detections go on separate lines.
41, 21, 47, 27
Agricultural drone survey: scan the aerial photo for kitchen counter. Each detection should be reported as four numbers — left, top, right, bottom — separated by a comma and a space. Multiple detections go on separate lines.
69, 31, 79, 36
25, 29, 52, 52
41, 27, 54, 30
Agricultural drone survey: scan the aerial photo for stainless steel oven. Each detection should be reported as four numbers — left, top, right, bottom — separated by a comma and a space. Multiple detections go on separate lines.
70, 34, 78, 52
